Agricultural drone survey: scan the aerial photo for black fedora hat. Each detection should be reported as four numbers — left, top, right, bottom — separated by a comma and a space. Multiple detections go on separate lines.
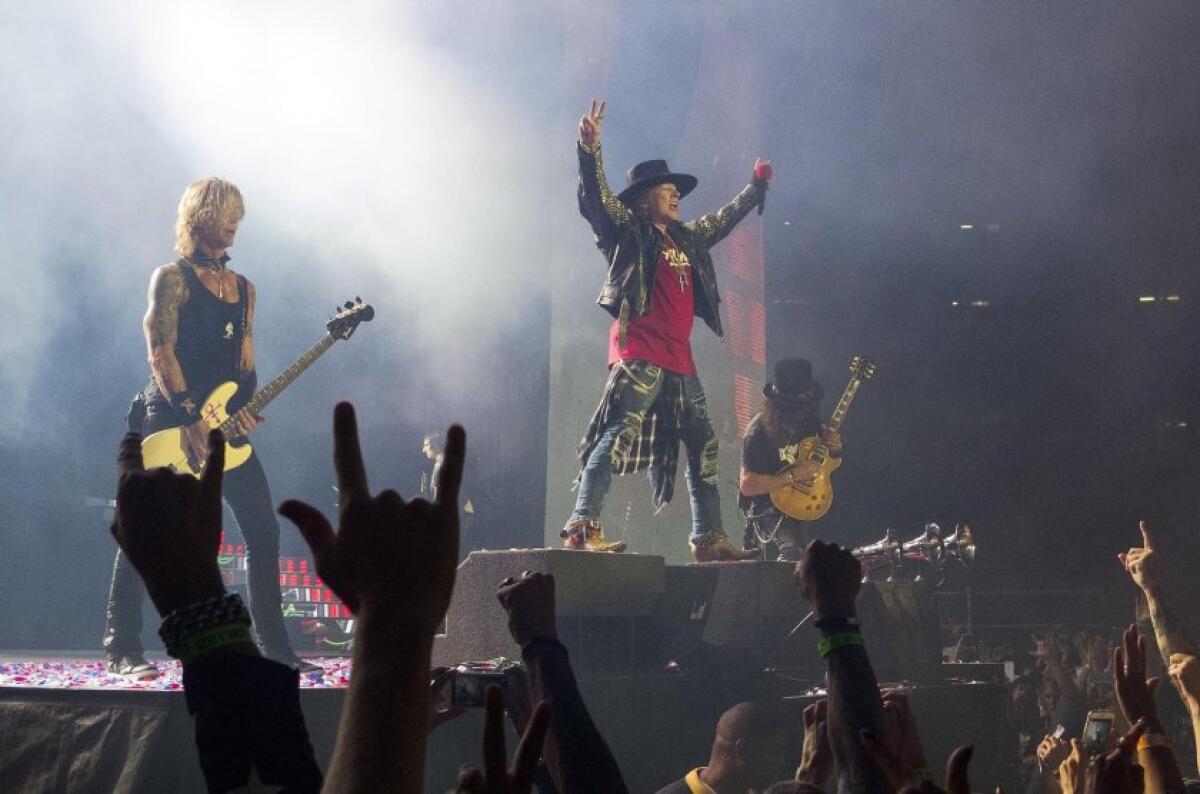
617, 159, 698, 205
763, 358, 822, 405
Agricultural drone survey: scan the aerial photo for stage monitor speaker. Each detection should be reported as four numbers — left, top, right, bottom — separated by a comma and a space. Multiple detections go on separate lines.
433, 549, 665, 674
857, 578, 943, 684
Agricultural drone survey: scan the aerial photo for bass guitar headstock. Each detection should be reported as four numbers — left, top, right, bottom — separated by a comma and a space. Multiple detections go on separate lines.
328, 297, 375, 341
849, 354, 877, 382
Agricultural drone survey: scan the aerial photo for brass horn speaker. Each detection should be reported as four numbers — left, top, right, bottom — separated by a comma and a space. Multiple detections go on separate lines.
942, 523, 976, 567
901, 523, 944, 566
851, 528, 902, 571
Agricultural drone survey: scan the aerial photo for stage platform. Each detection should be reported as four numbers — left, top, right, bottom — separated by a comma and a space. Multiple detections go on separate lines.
0, 552, 1007, 792
0, 652, 781, 792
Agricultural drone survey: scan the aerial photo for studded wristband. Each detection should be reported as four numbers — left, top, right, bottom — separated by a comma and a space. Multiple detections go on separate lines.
159, 593, 251, 657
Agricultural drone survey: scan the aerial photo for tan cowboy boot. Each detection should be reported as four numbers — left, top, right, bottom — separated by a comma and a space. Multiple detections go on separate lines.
560, 519, 627, 553
690, 533, 763, 562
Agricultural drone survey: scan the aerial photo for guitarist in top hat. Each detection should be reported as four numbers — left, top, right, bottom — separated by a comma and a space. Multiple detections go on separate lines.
102, 177, 312, 677
565, 98, 772, 561
738, 358, 843, 561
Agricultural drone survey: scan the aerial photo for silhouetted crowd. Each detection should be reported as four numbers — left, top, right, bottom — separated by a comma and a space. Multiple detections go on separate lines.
108, 402, 1200, 793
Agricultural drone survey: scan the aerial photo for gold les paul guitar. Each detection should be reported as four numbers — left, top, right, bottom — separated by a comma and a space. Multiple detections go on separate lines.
769, 354, 876, 521
142, 298, 374, 477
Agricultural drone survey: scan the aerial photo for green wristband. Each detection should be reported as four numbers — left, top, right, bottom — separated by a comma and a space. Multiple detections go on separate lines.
818, 632, 865, 658
172, 622, 254, 665
916, 765, 936, 782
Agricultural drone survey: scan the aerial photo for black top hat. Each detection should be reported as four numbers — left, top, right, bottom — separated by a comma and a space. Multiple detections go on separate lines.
763, 358, 823, 406
617, 160, 698, 205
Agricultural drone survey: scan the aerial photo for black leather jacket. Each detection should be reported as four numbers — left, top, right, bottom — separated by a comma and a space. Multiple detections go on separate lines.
577, 143, 766, 341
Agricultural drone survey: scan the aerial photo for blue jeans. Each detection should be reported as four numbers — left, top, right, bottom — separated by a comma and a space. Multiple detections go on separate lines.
571, 361, 723, 542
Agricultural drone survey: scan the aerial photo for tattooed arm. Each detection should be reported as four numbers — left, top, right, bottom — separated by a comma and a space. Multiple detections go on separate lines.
144, 264, 190, 399
239, 278, 256, 376
1121, 521, 1195, 665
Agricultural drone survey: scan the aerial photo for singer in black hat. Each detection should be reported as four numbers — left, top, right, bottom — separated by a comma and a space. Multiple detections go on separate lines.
564, 97, 773, 561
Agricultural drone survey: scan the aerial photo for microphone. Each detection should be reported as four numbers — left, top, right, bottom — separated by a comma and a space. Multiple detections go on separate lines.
753, 160, 772, 216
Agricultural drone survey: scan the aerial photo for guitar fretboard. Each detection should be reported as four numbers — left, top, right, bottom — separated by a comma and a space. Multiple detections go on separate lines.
218, 334, 335, 434
827, 378, 863, 433
807, 374, 866, 464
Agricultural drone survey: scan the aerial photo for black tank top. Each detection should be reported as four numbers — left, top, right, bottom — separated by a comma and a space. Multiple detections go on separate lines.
145, 261, 248, 405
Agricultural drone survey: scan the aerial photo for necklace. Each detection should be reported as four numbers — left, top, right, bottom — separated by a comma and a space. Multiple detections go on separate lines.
189, 256, 226, 299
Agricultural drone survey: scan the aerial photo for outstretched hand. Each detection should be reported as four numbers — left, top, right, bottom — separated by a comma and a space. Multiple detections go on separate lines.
1113, 623, 1163, 732
1118, 520, 1159, 591
1059, 739, 1086, 794
455, 686, 552, 794
797, 699, 833, 785
279, 402, 463, 630
111, 429, 227, 616
579, 98, 606, 148
1086, 718, 1147, 794
858, 691, 931, 790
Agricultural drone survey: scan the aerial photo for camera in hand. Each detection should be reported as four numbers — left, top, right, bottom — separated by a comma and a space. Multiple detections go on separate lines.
1082, 709, 1115, 756
450, 669, 509, 708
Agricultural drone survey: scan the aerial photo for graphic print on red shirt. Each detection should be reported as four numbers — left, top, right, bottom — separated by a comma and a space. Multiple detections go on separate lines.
608, 233, 696, 375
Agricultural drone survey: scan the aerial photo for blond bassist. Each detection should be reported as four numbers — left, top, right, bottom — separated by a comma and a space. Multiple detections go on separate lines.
103, 178, 313, 678
738, 358, 842, 560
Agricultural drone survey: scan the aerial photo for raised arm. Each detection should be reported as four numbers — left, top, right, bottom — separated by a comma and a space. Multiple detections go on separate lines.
280, 404, 465, 794
1120, 521, 1195, 664
577, 98, 631, 245
797, 540, 888, 794
682, 159, 770, 248
111, 431, 322, 793
144, 263, 190, 401
497, 571, 629, 794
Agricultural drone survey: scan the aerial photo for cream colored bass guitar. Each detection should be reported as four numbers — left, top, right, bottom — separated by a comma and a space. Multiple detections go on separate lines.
142, 299, 374, 477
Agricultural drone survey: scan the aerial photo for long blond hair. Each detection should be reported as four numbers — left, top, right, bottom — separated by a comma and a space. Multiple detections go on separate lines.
174, 177, 245, 257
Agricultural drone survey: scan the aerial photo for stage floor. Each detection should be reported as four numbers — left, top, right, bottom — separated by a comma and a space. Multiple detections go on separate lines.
0, 651, 350, 691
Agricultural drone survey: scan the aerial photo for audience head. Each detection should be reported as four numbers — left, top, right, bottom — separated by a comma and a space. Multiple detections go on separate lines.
706, 701, 791, 790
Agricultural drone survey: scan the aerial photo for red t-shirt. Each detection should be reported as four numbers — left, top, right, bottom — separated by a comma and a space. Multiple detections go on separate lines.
608, 234, 696, 375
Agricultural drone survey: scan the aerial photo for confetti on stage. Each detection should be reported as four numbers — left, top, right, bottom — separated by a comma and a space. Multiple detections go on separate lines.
0, 658, 352, 690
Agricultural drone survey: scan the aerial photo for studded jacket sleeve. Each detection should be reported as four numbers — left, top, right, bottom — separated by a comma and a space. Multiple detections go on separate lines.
577, 142, 632, 248
682, 177, 766, 250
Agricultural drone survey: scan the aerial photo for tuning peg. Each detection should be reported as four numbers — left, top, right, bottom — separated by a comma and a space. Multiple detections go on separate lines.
355, 296, 362, 304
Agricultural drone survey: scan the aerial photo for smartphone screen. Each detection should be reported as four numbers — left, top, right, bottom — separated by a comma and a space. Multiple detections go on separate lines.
450, 672, 506, 708
1082, 712, 1114, 756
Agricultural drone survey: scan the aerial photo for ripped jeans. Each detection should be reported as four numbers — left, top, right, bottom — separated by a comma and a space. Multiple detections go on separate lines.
571, 360, 723, 542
